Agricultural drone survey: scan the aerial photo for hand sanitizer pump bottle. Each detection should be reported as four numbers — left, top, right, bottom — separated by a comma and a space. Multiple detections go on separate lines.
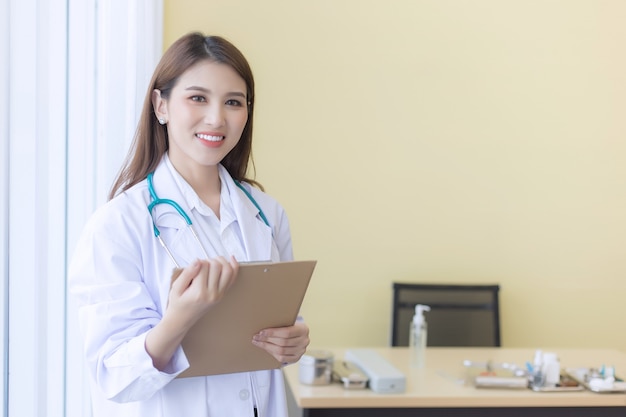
410, 304, 430, 369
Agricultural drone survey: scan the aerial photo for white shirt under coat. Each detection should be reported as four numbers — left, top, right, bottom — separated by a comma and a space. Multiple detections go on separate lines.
69, 155, 294, 417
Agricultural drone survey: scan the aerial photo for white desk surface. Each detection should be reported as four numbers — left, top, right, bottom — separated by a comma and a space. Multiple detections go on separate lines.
283, 347, 626, 409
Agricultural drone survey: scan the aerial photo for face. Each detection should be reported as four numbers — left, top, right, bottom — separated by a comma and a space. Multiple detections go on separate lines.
153, 60, 249, 177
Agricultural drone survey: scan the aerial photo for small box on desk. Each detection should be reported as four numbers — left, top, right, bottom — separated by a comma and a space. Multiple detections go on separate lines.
345, 349, 406, 393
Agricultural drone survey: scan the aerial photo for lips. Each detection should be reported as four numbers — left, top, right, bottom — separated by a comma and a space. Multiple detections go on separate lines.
195, 133, 225, 142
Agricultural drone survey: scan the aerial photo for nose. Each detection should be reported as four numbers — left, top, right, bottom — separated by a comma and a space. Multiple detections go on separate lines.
204, 103, 225, 127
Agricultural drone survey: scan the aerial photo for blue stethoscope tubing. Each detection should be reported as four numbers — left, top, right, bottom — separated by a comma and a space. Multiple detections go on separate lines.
146, 172, 270, 268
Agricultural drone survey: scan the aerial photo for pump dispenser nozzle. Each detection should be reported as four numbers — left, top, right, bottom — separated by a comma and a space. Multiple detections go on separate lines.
413, 304, 431, 326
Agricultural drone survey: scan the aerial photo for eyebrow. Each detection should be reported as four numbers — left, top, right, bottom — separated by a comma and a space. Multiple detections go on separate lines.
184, 86, 246, 98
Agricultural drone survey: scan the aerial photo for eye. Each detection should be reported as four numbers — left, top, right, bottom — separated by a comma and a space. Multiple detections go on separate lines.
190, 95, 206, 103
225, 99, 243, 107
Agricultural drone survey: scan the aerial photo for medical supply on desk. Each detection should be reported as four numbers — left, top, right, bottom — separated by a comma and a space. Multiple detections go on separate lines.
530, 374, 583, 392
565, 366, 626, 393
409, 304, 430, 369
299, 350, 334, 385
332, 360, 369, 389
345, 349, 406, 393
525, 350, 587, 392
530, 349, 544, 387
524, 350, 584, 392
541, 352, 560, 386
464, 360, 529, 389
526, 350, 556, 387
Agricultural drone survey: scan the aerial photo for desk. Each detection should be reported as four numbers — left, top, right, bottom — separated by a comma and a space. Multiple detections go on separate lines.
283, 347, 626, 417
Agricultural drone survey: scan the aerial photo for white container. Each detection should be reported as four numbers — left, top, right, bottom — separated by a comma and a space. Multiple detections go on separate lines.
299, 350, 334, 385
541, 352, 560, 386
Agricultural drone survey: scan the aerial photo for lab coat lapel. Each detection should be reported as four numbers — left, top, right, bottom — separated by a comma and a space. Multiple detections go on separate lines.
220, 166, 273, 262
149, 160, 207, 266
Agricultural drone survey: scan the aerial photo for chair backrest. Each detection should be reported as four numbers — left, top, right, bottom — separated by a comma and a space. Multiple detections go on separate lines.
391, 282, 501, 347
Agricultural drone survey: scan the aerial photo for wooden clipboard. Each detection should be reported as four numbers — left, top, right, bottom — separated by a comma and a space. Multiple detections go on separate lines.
172, 260, 316, 378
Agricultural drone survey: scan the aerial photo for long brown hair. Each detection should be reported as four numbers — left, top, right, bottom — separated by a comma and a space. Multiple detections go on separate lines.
108, 32, 261, 200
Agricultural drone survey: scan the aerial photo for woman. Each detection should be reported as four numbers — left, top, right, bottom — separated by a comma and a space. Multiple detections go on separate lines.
69, 32, 309, 417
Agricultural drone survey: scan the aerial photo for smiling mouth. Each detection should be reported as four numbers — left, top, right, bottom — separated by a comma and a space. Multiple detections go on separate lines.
196, 133, 225, 142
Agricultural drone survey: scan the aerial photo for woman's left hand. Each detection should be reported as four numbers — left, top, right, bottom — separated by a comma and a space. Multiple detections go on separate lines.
252, 321, 310, 365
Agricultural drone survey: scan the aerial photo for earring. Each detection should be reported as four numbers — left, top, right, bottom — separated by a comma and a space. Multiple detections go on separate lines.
158, 118, 166, 125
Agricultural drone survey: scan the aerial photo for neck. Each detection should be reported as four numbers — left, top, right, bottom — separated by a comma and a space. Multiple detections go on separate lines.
169, 157, 222, 217
189, 168, 222, 219
184, 166, 221, 197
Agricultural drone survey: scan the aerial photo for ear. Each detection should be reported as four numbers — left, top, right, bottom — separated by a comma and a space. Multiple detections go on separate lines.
152, 89, 169, 123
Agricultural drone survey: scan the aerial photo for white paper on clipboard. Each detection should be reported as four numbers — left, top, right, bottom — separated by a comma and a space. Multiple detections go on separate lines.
172, 260, 316, 378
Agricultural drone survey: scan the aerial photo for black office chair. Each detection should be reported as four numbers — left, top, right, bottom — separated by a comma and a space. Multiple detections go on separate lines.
391, 282, 501, 347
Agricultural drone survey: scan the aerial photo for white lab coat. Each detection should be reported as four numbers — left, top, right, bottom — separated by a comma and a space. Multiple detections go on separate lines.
69, 156, 294, 417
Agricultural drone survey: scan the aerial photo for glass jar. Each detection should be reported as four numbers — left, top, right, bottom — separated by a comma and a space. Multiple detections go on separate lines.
299, 350, 334, 385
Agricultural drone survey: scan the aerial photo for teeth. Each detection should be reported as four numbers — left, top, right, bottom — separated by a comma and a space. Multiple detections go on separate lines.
196, 133, 224, 142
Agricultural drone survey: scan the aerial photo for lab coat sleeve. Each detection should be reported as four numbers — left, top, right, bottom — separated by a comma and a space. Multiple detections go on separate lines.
69, 199, 189, 403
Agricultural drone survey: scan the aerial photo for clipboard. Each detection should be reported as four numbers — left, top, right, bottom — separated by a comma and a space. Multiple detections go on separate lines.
173, 260, 316, 378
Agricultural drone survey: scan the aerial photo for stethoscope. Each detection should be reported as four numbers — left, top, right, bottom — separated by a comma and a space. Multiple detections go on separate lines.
147, 172, 270, 268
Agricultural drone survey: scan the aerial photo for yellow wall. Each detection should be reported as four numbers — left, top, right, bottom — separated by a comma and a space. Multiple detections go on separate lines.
164, 1, 626, 350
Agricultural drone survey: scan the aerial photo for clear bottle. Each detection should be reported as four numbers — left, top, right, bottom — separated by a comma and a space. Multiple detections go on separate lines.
409, 304, 430, 369
532, 349, 544, 387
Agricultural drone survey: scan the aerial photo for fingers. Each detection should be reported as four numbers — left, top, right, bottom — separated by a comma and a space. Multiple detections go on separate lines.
170, 257, 239, 303
204, 256, 238, 297
165, 257, 239, 331
229, 255, 240, 278
252, 322, 310, 364
170, 260, 201, 296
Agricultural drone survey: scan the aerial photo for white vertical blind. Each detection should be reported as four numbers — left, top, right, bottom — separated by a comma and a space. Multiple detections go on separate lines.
40, 0, 70, 414
0, 0, 10, 413
66, 0, 98, 414
2, 1, 163, 416
6, 0, 63, 414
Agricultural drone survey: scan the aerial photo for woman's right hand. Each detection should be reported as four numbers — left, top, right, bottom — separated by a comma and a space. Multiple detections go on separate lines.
146, 256, 239, 371
167, 256, 239, 329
